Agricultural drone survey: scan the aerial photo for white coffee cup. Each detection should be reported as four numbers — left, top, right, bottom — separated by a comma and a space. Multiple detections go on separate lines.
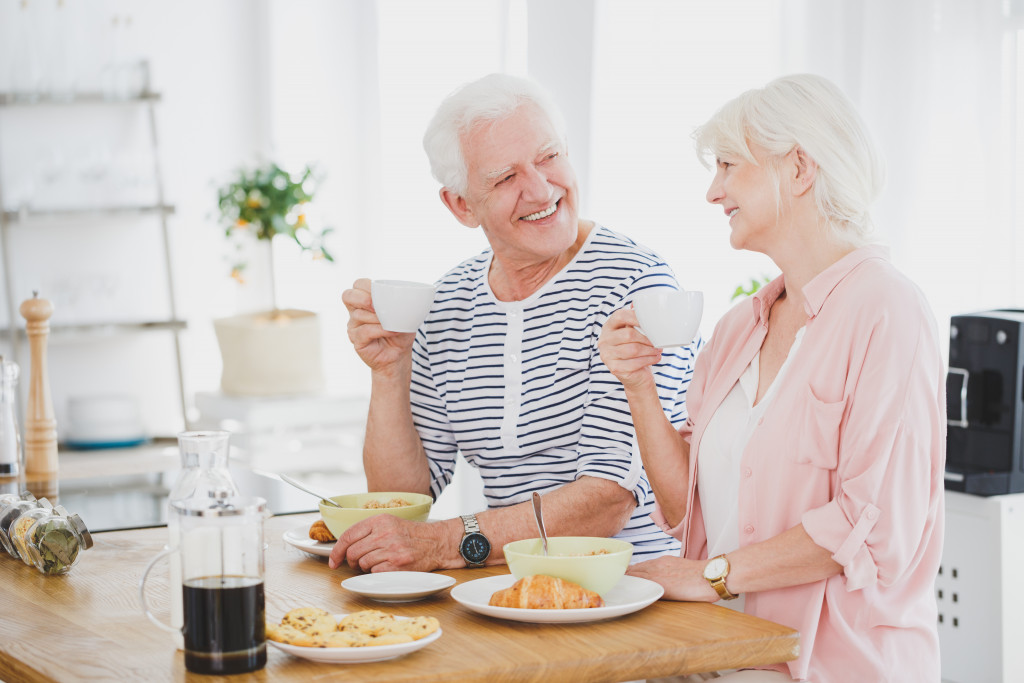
632, 289, 703, 348
370, 280, 436, 333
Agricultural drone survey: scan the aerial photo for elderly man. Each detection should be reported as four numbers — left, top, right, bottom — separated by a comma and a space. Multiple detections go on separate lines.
330, 73, 700, 573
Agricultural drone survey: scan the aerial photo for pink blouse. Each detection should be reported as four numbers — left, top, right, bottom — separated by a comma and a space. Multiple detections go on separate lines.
654, 245, 945, 682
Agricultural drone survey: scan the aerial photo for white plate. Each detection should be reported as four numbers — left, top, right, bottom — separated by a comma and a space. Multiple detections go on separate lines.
342, 571, 457, 602
282, 523, 333, 558
450, 574, 664, 623
267, 614, 442, 663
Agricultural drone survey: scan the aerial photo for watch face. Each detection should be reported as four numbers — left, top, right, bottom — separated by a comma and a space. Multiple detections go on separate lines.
704, 557, 727, 580
460, 532, 491, 564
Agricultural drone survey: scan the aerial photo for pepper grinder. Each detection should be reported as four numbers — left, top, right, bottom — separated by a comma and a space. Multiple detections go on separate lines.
19, 292, 58, 476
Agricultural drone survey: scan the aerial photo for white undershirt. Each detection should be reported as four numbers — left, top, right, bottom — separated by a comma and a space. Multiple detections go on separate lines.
697, 328, 805, 612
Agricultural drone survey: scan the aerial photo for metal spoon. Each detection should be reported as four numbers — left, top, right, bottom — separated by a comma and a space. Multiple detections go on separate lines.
280, 474, 343, 508
532, 491, 549, 556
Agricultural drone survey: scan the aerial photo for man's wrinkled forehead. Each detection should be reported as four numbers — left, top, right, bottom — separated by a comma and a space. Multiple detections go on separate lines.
482, 139, 561, 181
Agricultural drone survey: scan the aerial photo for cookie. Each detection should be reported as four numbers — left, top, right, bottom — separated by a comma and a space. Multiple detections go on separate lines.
338, 609, 395, 637
320, 631, 372, 648
385, 615, 440, 640
282, 606, 337, 634
370, 632, 415, 646
267, 622, 319, 647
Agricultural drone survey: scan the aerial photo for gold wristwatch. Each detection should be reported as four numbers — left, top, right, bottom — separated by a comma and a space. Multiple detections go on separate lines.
703, 554, 738, 600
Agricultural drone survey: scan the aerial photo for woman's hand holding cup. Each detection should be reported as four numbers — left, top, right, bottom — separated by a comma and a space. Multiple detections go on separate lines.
598, 307, 664, 392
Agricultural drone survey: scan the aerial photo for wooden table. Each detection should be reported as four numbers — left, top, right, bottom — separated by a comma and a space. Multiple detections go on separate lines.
0, 448, 798, 681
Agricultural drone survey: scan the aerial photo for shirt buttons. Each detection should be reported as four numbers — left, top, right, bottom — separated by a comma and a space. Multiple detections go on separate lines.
743, 468, 752, 478
757, 417, 764, 426
866, 509, 879, 521
744, 525, 754, 534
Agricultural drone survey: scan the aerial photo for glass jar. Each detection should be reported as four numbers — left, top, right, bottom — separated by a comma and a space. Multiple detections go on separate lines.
10, 498, 54, 564
0, 491, 24, 509
0, 494, 38, 557
25, 509, 93, 575
0, 357, 22, 477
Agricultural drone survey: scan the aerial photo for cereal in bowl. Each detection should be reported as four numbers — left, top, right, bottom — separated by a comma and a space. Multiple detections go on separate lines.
361, 497, 412, 509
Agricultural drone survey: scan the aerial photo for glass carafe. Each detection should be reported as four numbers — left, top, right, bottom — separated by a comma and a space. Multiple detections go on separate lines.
140, 495, 267, 674
167, 431, 238, 649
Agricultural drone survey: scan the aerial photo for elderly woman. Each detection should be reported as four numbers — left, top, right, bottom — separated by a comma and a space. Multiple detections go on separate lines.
599, 74, 944, 682
331, 73, 700, 574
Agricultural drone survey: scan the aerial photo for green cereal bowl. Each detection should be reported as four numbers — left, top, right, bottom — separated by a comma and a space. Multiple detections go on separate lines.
318, 492, 432, 538
502, 536, 633, 596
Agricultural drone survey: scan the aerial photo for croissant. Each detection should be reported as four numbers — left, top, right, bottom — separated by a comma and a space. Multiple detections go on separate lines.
308, 519, 336, 543
488, 574, 604, 609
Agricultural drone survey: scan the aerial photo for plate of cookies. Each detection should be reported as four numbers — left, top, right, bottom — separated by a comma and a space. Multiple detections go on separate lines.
282, 522, 335, 558
266, 607, 442, 663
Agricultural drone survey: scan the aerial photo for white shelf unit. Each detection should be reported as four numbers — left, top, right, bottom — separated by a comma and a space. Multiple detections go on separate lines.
939, 490, 1024, 683
0, 90, 188, 431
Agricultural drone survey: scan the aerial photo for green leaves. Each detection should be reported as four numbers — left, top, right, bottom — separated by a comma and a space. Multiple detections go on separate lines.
216, 162, 334, 275
37, 528, 79, 574
730, 275, 774, 301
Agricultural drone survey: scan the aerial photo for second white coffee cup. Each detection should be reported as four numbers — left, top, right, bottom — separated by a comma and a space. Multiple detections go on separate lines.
371, 280, 437, 333
633, 288, 703, 348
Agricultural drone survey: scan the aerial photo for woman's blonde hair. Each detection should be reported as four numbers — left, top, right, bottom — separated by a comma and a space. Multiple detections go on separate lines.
694, 74, 885, 246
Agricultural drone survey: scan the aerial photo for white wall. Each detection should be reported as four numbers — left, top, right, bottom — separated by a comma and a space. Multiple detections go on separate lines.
0, 0, 276, 437
1, 0, 1021, 440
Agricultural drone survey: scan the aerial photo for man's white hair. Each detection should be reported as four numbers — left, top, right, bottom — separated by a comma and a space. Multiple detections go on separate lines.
423, 73, 567, 196
694, 73, 886, 247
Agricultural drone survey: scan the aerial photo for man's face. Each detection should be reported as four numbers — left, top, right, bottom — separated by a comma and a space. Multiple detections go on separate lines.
455, 103, 580, 266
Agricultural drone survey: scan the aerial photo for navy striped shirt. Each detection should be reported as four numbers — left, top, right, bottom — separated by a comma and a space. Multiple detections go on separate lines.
411, 225, 701, 559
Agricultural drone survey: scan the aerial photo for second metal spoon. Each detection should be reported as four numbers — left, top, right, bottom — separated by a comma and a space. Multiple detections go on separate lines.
280, 474, 343, 508
532, 491, 549, 555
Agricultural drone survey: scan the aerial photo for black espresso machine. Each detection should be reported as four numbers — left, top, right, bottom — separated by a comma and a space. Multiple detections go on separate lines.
945, 309, 1024, 495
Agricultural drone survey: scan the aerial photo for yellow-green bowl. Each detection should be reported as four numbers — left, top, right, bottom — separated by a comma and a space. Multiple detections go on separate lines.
502, 536, 633, 596
318, 492, 432, 538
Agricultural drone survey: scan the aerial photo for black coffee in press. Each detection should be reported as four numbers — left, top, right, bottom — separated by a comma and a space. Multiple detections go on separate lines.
183, 575, 266, 674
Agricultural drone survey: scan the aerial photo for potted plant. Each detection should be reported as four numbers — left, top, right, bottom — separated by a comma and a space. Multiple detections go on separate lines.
216, 162, 333, 303
211, 162, 333, 397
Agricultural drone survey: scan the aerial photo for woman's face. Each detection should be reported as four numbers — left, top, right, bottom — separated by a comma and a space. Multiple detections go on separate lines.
456, 103, 580, 266
705, 144, 781, 254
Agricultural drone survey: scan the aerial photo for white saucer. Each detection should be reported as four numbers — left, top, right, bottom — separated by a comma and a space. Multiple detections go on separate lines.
450, 574, 663, 623
268, 614, 441, 663
282, 523, 333, 558
342, 571, 457, 602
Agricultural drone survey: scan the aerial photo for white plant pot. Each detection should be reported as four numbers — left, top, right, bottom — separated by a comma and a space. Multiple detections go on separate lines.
213, 309, 324, 396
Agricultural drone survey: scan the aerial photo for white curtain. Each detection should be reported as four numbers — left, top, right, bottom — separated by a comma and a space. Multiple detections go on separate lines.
585, 0, 1022, 342
781, 0, 1021, 344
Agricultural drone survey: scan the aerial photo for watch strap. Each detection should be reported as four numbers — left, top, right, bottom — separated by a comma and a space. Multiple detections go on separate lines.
706, 554, 739, 601
461, 514, 481, 535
